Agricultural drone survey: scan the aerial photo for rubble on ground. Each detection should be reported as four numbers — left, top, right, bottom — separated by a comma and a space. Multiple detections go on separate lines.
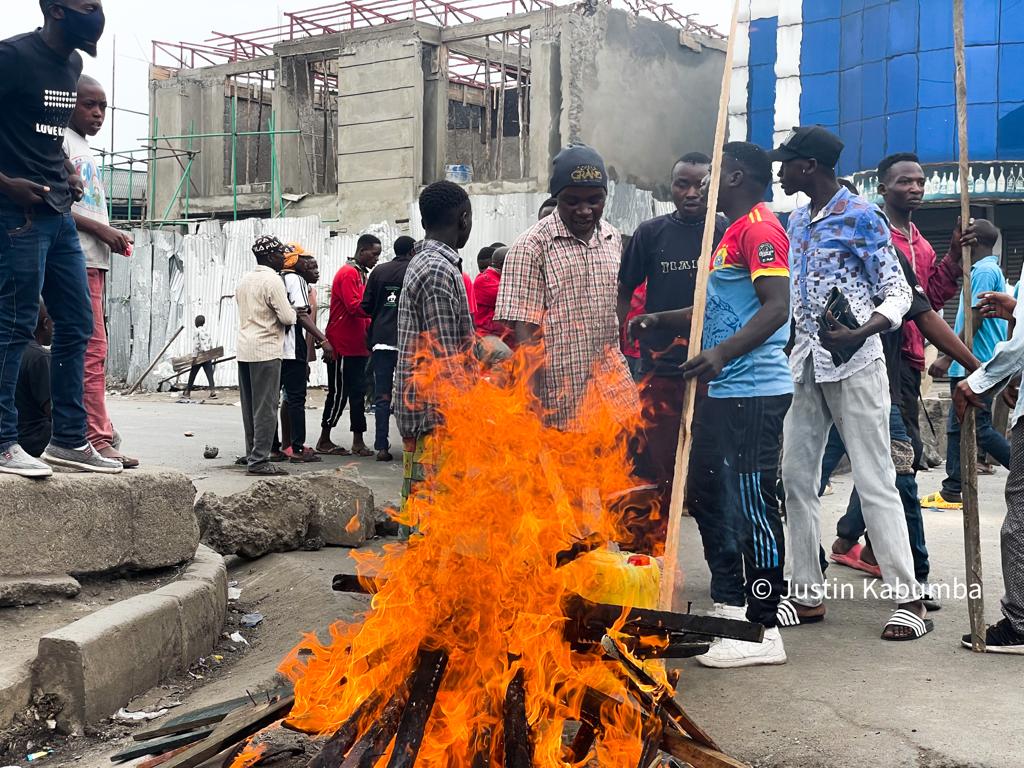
194, 469, 375, 558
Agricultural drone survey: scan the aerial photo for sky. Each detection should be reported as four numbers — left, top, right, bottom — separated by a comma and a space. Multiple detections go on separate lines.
6, 0, 731, 156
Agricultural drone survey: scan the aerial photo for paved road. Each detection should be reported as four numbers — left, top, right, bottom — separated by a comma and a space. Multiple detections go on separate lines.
106, 395, 1021, 768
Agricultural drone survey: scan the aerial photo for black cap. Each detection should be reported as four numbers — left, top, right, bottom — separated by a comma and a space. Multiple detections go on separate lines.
550, 143, 607, 196
769, 126, 844, 168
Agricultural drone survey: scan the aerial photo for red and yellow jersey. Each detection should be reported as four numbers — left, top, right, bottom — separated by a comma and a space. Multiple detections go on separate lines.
711, 203, 790, 281
703, 203, 793, 399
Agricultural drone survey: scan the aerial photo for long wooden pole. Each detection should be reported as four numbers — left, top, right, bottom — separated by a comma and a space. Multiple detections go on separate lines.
124, 325, 184, 395
953, 0, 986, 652
658, 0, 740, 611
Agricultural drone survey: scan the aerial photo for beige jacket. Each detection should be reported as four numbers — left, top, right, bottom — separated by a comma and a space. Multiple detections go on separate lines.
236, 266, 297, 362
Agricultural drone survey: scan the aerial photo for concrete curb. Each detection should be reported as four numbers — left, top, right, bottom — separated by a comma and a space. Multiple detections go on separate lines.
31, 544, 227, 733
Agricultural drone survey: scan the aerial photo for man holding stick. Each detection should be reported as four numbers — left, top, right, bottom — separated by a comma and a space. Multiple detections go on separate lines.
631, 142, 792, 667
772, 126, 931, 641
617, 153, 727, 520
954, 290, 1024, 652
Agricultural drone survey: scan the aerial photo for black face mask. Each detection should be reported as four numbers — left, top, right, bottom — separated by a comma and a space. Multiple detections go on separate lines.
56, 5, 106, 57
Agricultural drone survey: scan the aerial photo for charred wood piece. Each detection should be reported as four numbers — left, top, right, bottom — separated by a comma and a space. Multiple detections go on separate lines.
342, 693, 407, 768
562, 595, 763, 644
386, 648, 449, 768
332, 574, 388, 594
305, 695, 382, 768
502, 669, 533, 768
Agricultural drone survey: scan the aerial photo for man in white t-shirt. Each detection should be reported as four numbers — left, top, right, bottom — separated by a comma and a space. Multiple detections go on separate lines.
64, 74, 137, 467
278, 245, 334, 462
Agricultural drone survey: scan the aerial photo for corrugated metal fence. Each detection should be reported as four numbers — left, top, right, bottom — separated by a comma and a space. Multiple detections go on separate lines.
107, 182, 669, 390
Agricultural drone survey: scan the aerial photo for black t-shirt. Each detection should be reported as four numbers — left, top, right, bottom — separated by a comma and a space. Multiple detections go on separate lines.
0, 31, 83, 213
16, 341, 51, 456
880, 252, 932, 404
619, 212, 728, 375
361, 254, 413, 349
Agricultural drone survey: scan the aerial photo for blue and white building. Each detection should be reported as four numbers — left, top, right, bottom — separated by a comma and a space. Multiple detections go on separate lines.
730, 0, 1024, 279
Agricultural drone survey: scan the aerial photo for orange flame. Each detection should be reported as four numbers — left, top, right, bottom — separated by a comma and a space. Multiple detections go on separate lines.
275, 344, 659, 766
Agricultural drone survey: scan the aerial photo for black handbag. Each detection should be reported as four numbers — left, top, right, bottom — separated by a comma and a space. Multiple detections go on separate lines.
818, 286, 864, 366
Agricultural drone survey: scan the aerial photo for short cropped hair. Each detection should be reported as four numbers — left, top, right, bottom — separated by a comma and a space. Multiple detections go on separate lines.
877, 152, 921, 182
723, 141, 773, 188
356, 234, 381, 252
419, 181, 470, 229
675, 152, 712, 167
394, 236, 416, 257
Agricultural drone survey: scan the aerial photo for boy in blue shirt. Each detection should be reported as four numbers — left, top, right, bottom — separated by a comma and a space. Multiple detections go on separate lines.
923, 219, 1009, 509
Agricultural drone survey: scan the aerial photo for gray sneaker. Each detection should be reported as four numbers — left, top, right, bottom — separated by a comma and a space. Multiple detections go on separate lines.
0, 444, 53, 478
43, 443, 123, 474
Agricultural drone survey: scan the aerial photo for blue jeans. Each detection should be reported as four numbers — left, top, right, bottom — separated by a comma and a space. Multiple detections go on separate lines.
0, 206, 91, 450
821, 405, 929, 581
942, 377, 1011, 500
371, 349, 397, 451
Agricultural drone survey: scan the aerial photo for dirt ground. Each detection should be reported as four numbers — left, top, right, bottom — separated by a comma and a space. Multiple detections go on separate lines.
4, 394, 1021, 768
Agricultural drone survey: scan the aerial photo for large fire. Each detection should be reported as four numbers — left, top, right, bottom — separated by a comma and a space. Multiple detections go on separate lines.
238, 344, 672, 767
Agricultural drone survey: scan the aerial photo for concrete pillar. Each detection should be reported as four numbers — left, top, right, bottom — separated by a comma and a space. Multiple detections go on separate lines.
336, 35, 425, 228
274, 55, 317, 200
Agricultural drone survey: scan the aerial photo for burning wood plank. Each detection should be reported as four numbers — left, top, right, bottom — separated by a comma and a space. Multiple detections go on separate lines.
340, 692, 407, 768
155, 696, 294, 768
563, 594, 763, 644
386, 648, 449, 768
305, 695, 382, 768
502, 669, 533, 768
660, 727, 750, 768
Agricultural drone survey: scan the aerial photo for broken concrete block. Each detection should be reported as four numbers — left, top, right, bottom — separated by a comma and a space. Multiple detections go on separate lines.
0, 660, 32, 730
0, 575, 81, 607
195, 469, 375, 558
306, 470, 376, 547
0, 469, 199, 578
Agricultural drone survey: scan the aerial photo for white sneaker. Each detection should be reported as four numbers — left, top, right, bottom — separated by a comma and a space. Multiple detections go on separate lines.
707, 604, 747, 644
712, 603, 747, 620
696, 626, 787, 668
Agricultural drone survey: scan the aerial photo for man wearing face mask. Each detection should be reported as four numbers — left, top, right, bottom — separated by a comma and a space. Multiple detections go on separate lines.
0, 0, 119, 477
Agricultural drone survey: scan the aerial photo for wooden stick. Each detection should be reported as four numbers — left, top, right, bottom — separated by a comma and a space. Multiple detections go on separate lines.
125, 325, 184, 395
157, 696, 294, 768
386, 648, 449, 768
660, 727, 750, 768
563, 594, 764, 644
305, 694, 382, 768
635, 705, 663, 768
502, 668, 533, 768
658, 0, 740, 611
342, 692, 408, 768
953, 0, 986, 652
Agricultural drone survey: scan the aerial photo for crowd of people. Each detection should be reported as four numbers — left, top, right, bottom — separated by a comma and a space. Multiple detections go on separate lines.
375, 130, 1024, 666
4, 0, 1024, 672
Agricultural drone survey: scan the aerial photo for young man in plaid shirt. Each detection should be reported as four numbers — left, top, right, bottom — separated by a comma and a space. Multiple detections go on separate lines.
395, 181, 476, 530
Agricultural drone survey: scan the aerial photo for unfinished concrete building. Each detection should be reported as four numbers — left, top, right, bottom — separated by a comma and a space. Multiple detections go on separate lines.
148, 0, 726, 232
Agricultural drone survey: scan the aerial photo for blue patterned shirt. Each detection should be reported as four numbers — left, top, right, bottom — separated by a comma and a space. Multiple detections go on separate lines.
787, 186, 912, 383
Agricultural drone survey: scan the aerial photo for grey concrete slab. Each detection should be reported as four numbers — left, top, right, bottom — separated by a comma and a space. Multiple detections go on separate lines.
0, 468, 199, 578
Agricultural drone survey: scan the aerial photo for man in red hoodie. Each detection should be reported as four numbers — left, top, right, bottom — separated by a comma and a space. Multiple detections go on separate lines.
317, 234, 380, 456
